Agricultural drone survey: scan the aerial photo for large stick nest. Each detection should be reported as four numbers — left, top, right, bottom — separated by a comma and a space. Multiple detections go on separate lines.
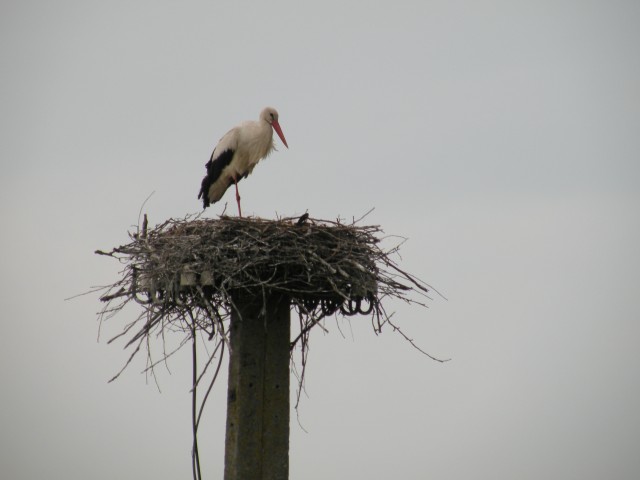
96, 214, 441, 384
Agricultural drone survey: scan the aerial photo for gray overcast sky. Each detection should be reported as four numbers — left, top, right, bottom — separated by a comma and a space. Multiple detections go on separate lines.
1, 1, 639, 479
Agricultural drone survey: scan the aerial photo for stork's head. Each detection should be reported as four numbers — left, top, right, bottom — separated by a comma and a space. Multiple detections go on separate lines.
261, 107, 288, 149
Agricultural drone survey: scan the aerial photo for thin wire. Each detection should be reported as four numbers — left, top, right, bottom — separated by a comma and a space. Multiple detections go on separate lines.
190, 317, 203, 480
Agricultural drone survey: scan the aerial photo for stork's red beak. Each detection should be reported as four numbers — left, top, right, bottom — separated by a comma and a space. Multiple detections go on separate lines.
272, 120, 288, 149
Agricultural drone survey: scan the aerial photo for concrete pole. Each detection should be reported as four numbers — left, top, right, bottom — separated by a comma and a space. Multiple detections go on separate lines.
224, 292, 290, 480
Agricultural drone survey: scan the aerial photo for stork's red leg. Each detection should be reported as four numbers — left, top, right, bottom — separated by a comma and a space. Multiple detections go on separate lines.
233, 177, 242, 217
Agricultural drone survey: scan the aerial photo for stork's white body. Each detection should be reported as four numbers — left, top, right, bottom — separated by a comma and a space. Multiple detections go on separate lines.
198, 107, 288, 215
206, 120, 275, 203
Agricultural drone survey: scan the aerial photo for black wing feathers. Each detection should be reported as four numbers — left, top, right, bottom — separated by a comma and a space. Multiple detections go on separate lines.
198, 149, 235, 208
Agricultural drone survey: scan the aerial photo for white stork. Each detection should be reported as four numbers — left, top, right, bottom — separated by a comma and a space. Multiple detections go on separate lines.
198, 107, 289, 217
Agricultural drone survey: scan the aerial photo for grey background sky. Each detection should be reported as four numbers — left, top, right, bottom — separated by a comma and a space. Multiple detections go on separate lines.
2, 1, 639, 479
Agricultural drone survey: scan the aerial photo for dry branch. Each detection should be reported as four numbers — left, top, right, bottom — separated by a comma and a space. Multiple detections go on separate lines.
96, 213, 444, 383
